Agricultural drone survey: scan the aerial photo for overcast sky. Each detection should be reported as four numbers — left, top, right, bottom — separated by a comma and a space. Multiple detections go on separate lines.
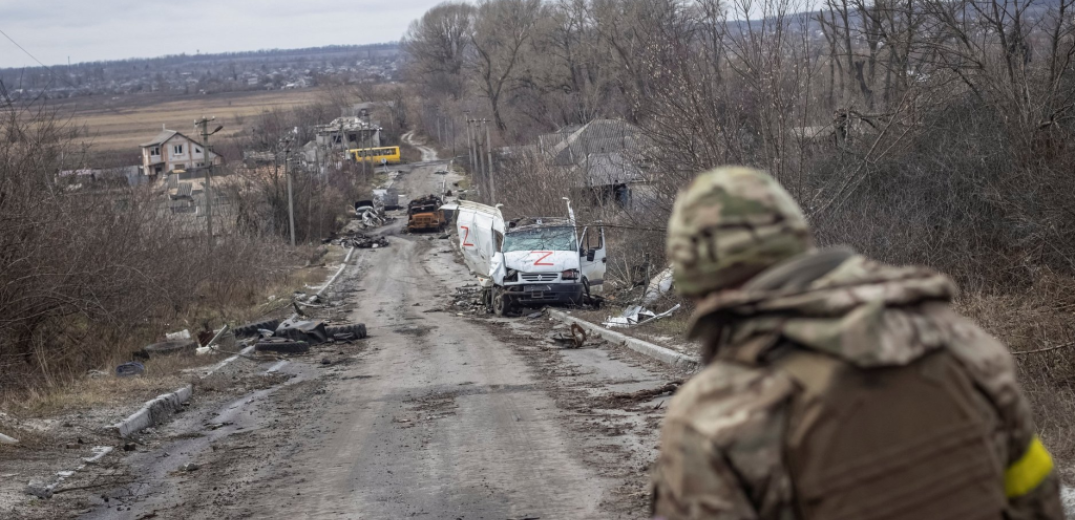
0, 0, 437, 69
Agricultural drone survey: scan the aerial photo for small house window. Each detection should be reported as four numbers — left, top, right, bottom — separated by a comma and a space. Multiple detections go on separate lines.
195, 147, 203, 154
151, 146, 161, 156
173, 144, 184, 155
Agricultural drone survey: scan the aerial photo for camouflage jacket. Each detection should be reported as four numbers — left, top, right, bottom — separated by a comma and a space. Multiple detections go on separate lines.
651, 251, 1064, 520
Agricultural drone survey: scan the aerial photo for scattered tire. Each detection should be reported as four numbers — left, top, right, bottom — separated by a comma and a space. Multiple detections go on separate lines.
325, 323, 367, 339
142, 340, 196, 358
234, 319, 280, 338
254, 339, 310, 354
116, 362, 145, 377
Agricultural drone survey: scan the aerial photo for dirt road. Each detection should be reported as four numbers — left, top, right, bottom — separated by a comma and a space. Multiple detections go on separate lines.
71, 161, 682, 519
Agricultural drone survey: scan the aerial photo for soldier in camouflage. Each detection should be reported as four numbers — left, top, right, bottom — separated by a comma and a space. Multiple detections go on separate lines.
651, 166, 1063, 520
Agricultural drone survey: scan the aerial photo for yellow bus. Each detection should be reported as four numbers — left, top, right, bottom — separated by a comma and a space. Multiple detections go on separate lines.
350, 146, 401, 165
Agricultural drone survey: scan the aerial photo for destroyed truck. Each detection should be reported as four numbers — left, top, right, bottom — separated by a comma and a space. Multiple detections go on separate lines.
453, 199, 606, 315
407, 195, 446, 233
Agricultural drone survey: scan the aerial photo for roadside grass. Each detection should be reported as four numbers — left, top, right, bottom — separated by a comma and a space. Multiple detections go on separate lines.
1, 243, 343, 422
954, 273, 1075, 470
17, 355, 208, 418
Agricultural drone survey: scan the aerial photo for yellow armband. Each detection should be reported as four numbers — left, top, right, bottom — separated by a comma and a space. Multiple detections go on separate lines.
1005, 436, 1053, 498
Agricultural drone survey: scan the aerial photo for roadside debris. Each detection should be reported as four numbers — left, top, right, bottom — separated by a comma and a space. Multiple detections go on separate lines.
354, 199, 386, 229
116, 362, 145, 378
275, 319, 330, 344
165, 329, 192, 342
334, 232, 389, 249
141, 339, 197, 358
254, 339, 310, 354
602, 304, 681, 328
0, 432, 18, 445
545, 324, 591, 349
25, 478, 54, 499
641, 266, 675, 306
603, 381, 682, 407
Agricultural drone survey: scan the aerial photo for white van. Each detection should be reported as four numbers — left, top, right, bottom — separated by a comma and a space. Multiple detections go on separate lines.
454, 200, 607, 315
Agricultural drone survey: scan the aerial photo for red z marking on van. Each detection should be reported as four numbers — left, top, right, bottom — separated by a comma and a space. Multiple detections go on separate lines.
533, 251, 554, 266
461, 226, 474, 247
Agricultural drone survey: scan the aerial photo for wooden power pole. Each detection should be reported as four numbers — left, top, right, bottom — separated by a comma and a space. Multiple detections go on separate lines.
195, 116, 222, 250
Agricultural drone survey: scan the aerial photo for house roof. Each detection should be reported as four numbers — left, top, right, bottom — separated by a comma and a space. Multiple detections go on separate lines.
140, 130, 178, 147
574, 152, 644, 187
140, 130, 216, 158
546, 119, 641, 166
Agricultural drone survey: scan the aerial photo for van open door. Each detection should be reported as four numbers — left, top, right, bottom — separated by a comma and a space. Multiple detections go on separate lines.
454, 200, 506, 283
579, 225, 607, 293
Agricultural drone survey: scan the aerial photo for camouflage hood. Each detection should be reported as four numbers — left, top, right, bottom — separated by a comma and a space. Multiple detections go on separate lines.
689, 249, 960, 367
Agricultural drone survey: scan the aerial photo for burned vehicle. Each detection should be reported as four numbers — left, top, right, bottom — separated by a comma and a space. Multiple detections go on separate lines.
454, 200, 606, 315
407, 195, 446, 233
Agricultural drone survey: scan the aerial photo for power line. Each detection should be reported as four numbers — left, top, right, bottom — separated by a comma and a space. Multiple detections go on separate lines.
0, 26, 49, 69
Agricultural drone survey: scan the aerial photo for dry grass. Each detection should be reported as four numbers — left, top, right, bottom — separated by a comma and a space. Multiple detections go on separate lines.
1, 243, 344, 420
56, 89, 325, 155
955, 273, 1075, 468
15, 354, 211, 417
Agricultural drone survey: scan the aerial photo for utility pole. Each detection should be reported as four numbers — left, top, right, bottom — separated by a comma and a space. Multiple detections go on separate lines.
484, 119, 495, 203
195, 116, 222, 250
464, 112, 476, 180
473, 119, 486, 198
285, 147, 296, 246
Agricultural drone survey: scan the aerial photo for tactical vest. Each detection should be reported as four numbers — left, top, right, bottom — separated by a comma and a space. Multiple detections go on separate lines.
776, 348, 1007, 520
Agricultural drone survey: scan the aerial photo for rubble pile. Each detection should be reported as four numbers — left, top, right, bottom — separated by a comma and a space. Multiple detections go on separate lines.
334, 233, 390, 249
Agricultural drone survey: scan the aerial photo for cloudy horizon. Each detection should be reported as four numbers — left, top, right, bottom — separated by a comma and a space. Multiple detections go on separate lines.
0, 0, 436, 69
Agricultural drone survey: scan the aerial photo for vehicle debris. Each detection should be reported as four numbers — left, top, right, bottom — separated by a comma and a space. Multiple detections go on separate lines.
334, 232, 389, 249
275, 319, 330, 344
254, 338, 311, 354
602, 304, 681, 328
354, 199, 386, 229
0, 432, 18, 445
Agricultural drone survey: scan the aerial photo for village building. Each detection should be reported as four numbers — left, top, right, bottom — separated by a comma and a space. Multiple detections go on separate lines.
140, 128, 221, 176
314, 116, 381, 152
537, 119, 648, 207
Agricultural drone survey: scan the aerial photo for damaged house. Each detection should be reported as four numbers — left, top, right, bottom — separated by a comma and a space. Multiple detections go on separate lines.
538, 119, 647, 208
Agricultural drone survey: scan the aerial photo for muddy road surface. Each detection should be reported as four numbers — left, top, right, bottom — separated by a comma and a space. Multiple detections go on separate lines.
78, 163, 684, 520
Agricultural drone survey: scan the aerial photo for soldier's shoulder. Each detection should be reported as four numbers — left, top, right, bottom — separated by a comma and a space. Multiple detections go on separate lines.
928, 304, 1019, 388
665, 360, 795, 445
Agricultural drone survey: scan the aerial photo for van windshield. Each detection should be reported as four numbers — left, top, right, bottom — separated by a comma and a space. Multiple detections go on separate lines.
502, 226, 577, 253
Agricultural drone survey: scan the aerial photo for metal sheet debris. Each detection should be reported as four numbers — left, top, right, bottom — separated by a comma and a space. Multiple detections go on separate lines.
602, 304, 681, 328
